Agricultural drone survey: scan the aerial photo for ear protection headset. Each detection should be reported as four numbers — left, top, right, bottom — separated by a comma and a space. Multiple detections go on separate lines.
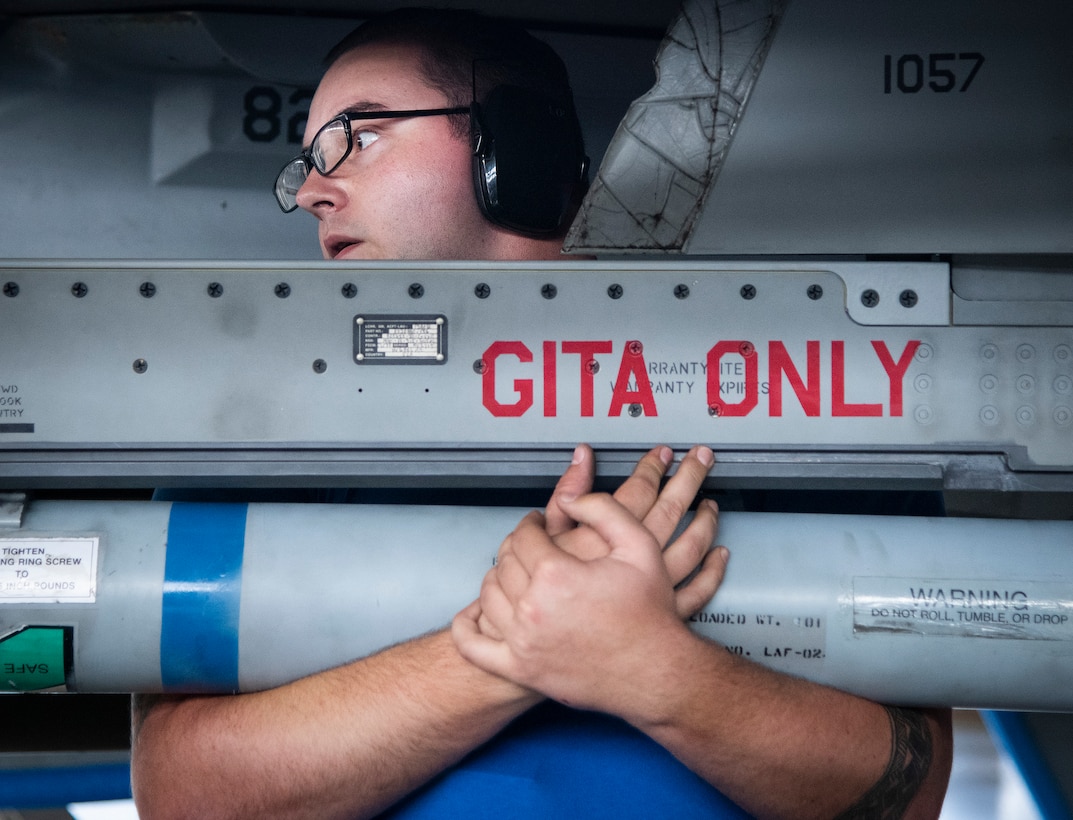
470, 85, 589, 236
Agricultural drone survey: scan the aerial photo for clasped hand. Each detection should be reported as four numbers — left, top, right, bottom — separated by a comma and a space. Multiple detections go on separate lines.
453, 444, 728, 719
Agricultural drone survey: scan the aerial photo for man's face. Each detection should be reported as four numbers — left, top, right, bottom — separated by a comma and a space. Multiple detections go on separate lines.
297, 44, 501, 260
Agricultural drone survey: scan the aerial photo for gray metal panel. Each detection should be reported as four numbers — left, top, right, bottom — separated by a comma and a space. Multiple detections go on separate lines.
2, 260, 1073, 489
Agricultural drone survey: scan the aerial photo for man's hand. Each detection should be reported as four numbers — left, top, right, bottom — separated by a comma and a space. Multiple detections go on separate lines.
548, 444, 725, 603
454, 445, 729, 715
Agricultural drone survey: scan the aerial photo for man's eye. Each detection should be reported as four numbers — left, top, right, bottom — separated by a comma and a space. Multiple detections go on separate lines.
354, 130, 380, 151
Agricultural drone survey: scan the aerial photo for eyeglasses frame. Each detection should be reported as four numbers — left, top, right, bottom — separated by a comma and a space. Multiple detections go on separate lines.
274, 106, 472, 212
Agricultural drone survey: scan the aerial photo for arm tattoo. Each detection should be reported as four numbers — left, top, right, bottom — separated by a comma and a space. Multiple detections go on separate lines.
834, 706, 933, 820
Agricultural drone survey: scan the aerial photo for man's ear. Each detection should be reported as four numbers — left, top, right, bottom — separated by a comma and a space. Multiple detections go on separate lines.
471, 85, 588, 236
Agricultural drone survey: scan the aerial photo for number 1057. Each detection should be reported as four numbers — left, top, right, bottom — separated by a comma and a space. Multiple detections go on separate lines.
884, 52, 985, 94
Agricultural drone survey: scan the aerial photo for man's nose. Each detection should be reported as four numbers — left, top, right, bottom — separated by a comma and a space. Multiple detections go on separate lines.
295, 168, 347, 214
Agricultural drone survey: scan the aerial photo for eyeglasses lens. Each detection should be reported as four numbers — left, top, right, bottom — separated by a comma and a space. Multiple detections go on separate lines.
311, 119, 351, 175
274, 158, 308, 212
274, 118, 353, 212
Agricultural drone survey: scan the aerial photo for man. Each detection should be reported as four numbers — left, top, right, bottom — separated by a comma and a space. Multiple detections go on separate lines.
131, 9, 951, 818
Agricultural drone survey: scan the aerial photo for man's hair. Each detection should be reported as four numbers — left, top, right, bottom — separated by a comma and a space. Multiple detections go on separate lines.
324, 7, 579, 139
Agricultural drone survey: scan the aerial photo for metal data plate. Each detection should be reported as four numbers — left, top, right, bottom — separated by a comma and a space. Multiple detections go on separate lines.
354, 315, 448, 365
1, 260, 1072, 489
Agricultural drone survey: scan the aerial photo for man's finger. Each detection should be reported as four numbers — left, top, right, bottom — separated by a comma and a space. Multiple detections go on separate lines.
492, 548, 531, 601
476, 571, 517, 638
499, 509, 579, 582
642, 445, 715, 547
674, 545, 730, 620
477, 610, 503, 641
609, 445, 674, 520
556, 492, 661, 568
662, 498, 720, 586
545, 445, 593, 537
452, 605, 514, 677
551, 446, 673, 562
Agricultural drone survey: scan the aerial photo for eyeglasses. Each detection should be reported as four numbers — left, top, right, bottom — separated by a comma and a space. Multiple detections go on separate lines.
274, 106, 471, 212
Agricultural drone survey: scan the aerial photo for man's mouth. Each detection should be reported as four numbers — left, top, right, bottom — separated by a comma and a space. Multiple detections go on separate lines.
325, 236, 363, 259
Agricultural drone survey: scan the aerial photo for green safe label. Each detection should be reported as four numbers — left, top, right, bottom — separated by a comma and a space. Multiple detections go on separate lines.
0, 626, 70, 691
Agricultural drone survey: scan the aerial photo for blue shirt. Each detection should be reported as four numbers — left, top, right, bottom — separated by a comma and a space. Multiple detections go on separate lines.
381, 702, 750, 819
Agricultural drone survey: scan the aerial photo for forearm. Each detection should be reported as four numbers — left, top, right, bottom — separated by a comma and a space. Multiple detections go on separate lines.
131, 629, 538, 820
628, 630, 952, 820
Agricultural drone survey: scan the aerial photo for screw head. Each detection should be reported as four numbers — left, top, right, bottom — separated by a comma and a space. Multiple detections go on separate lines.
628, 403, 643, 417
899, 289, 918, 308
312, 359, 327, 374
132, 358, 148, 374
807, 284, 823, 300
409, 283, 425, 299
541, 283, 557, 300
2, 282, 17, 298
71, 282, 88, 298
474, 283, 491, 299
275, 282, 291, 298
708, 402, 723, 417
473, 358, 487, 374
585, 359, 600, 375
860, 289, 880, 308
627, 340, 643, 356
341, 282, 358, 299
607, 283, 623, 300
674, 284, 690, 300
139, 282, 156, 298
740, 284, 756, 300
207, 282, 224, 298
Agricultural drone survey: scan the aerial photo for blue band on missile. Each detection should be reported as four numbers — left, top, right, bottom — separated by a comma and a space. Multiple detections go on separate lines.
161, 503, 248, 691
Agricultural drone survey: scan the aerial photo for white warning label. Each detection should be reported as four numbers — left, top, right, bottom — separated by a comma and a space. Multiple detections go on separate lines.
854, 577, 1073, 640
0, 537, 98, 603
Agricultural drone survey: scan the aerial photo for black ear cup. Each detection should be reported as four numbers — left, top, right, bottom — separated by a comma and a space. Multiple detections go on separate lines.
471, 85, 588, 236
